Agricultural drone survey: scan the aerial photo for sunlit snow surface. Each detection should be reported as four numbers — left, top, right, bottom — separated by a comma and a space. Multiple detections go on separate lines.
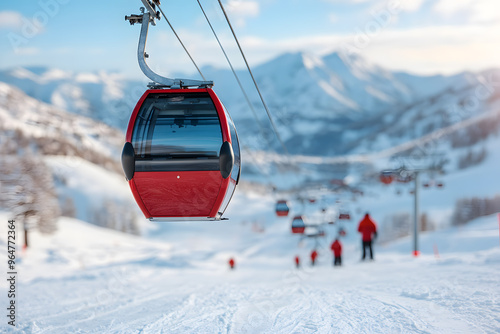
0, 202, 499, 333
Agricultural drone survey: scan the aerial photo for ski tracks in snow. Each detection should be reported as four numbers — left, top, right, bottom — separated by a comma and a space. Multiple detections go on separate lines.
6, 213, 500, 334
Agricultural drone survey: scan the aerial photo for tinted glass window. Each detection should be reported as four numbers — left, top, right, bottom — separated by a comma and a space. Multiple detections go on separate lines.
292, 218, 305, 228
276, 202, 289, 211
132, 92, 223, 171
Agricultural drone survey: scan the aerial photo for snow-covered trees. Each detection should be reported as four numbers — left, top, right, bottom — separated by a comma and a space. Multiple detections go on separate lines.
90, 199, 140, 236
0, 155, 60, 236
451, 195, 500, 226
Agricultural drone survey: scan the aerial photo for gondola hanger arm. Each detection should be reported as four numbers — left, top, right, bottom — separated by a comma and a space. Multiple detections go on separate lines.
125, 2, 213, 89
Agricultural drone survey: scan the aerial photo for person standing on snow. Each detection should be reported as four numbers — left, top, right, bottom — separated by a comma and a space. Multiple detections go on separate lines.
310, 250, 318, 266
294, 255, 300, 269
330, 239, 342, 266
228, 258, 235, 269
357, 212, 377, 260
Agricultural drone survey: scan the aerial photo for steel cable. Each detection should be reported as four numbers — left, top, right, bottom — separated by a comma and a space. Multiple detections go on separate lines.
217, 0, 289, 155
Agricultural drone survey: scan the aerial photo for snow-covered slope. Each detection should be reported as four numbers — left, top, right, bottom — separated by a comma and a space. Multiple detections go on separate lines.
0, 67, 143, 129
0, 202, 498, 333
0, 82, 123, 170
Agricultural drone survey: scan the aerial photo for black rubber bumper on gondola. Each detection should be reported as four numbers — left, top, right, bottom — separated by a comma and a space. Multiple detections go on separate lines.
121, 142, 135, 181
219, 141, 234, 179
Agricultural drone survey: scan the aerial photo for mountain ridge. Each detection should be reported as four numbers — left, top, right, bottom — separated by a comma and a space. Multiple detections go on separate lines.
1, 51, 498, 157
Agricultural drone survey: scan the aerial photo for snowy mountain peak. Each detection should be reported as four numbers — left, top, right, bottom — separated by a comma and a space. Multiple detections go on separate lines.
1, 52, 498, 157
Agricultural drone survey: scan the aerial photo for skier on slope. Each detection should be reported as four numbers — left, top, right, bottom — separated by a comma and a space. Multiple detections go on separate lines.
330, 238, 342, 266
310, 250, 318, 266
357, 212, 377, 261
294, 255, 300, 269
228, 258, 235, 270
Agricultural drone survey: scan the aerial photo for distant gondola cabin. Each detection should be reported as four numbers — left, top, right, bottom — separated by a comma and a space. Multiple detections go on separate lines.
291, 215, 306, 234
275, 200, 290, 217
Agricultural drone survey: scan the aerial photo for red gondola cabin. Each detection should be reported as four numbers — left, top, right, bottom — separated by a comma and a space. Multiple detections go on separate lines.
338, 213, 351, 220
379, 171, 394, 185
275, 200, 290, 217
291, 215, 306, 234
121, 88, 240, 221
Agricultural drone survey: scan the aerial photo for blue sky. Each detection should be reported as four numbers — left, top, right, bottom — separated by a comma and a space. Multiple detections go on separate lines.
0, 0, 499, 78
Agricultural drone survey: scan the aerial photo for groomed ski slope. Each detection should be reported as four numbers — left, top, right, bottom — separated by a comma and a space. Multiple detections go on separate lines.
1, 194, 499, 334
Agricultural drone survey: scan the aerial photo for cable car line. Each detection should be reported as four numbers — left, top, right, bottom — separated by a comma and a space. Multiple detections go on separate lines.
155, 2, 207, 80
196, 0, 296, 191
196, 0, 286, 187
217, 0, 289, 155
202, 2, 330, 199
214, 0, 304, 194
154, 0, 275, 187
196, 0, 264, 130
143, 1, 295, 194
196, 0, 279, 188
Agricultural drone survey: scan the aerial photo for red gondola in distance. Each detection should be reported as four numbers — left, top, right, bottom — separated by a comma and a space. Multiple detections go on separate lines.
379, 171, 394, 185
275, 200, 290, 217
291, 215, 306, 234
339, 213, 351, 220
121, 88, 241, 221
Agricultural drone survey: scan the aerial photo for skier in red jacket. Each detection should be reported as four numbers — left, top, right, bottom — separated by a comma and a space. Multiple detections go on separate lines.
358, 213, 377, 260
330, 239, 342, 266
228, 258, 235, 269
294, 255, 300, 269
310, 250, 318, 266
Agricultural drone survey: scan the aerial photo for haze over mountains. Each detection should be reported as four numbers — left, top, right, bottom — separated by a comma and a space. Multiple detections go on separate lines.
1, 51, 498, 158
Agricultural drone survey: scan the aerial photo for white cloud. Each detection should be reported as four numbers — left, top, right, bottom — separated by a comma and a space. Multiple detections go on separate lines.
340, 23, 500, 74
322, 0, 372, 3
226, 23, 500, 75
0, 10, 45, 38
227, 0, 260, 16
0, 11, 25, 30
399, 0, 426, 13
433, 0, 500, 23
367, 0, 426, 15
226, 0, 260, 27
